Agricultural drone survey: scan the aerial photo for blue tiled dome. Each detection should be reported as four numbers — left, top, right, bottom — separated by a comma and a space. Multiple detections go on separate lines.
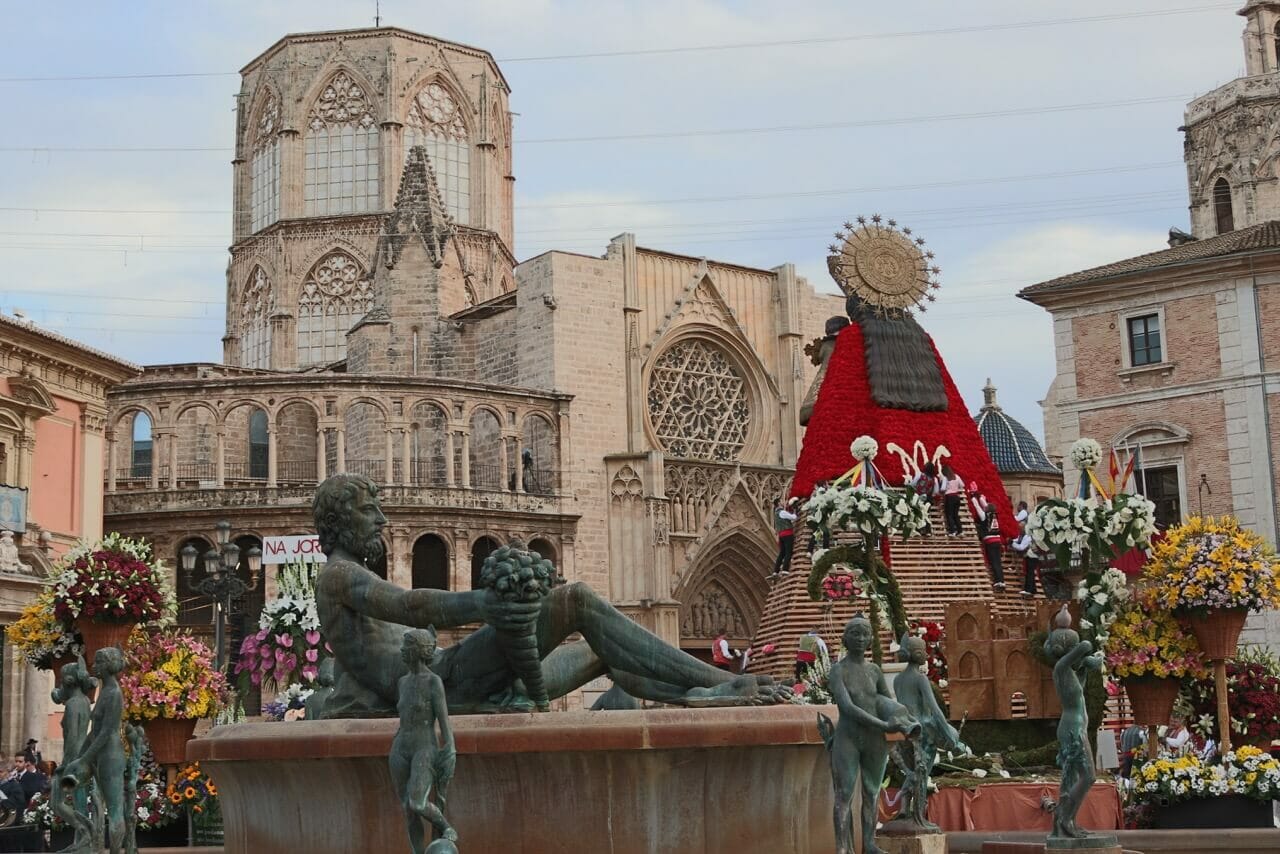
973, 380, 1060, 476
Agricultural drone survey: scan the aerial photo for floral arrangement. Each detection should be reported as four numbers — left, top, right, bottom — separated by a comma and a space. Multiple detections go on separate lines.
50, 533, 175, 625
909, 619, 948, 687
821, 573, 859, 601
27, 771, 180, 831
1103, 591, 1208, 680
119, 629, 229, 721
1028, 494, 1156, 580
1145, 516, 1280, 615
236, 561, 327, 691
1185, 650, 1280, 745
850, 435, 879, 462
1075, 566, 1131, 645
1131, 746, 1280, 805
167, 762, 219, 817
262, 682, 313, 721
4, 587, 81, 668
804, 483, 931, 541
1069, 438, 1103, 472
792, 640, 833, 704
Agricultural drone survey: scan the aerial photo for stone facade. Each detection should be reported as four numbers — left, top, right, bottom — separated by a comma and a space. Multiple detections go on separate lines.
0, 313, 138, 759
103, 26, 844, 685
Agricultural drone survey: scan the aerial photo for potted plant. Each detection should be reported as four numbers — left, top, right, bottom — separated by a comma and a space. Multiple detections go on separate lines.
4, 587, 82, 671
1133, 746, 1280, 828
1145, 516, 1280, 658
234, 560, 329, 693
51, 533, 175, 662
1185, 649, 1280, 750
119, 628, 229, 765
1104, 590, 1208, 726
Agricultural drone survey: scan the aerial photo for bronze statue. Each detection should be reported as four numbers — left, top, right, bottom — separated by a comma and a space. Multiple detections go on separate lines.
62, 647, 128, 854
390, 628, 457, 852
476, 543, 553, 711
304, 658, 336, 721
51, 658, 98, 852
819, 616, 920, 854
888, 635, 965, 833
123, 723, 147, 854
312, 473, 789, 717
1044, 606, 1108, 845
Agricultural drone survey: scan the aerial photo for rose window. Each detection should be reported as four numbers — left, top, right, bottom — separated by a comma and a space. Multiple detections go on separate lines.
647, 339, 751, 461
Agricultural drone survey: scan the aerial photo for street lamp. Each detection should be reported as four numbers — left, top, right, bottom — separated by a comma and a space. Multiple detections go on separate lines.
180, 521, 262, 673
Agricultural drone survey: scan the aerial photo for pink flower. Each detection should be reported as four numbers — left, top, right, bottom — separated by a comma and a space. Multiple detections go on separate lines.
302, 665, 319, 682
305, 630, 321, 646
277, 633, 293, 648
256, 628, 270, 641
305, 648, 319, 663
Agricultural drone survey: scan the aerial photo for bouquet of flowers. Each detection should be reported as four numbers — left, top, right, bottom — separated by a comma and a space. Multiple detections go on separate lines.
1075, 566, 1131, 645
236, 561, 327, 690
1185, 650, 1280, 745
50, 533, 175, 624
804, 484, 931, 540
1103, 591, 1208, 680
909, 619, 948, 687
1145, 516, 1280, 615
1132, 746, 1280, 805
850, 436, 879, 462
820, 572, 859, 602
791, 641, 833, 705
27, 767, 181, 831
262, 682, 313, 721
119, 629, 230, 721
1069, 438, 1103, 472
4, 587, 82, 668
167, 761, 219, 817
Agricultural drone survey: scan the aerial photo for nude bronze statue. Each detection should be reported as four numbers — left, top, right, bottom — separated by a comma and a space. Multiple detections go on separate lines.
818, 616, 920, 854
390, 628, 457, 852
62, 647, 128, 854
312, 473, 789, 717
51, 658, 98, 852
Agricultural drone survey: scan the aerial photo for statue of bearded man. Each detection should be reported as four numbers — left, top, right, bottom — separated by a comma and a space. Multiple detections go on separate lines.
313, 473, 789, 716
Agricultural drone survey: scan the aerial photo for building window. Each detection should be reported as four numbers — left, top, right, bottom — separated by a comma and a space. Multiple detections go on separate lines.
1274, 22, 1280, 70
297, 250, 373, 366
1126, 313, 1162, 366
239, 267, 273, 369
305, 72, 380, 217
249, 90, 281, 233
248, 409, 269, 479
1214, 177, 1234, 234
647, 338, 751, 461
130, 413, 152, 478
1141, 465, 1181, 529
405, 82, 470, 224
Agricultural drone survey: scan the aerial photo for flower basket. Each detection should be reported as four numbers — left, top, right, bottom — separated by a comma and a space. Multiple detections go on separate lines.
143, 717, 197, 766
78, 619, 137, 664
1179, 608, 1248, 660
1123, 676, 1181, 726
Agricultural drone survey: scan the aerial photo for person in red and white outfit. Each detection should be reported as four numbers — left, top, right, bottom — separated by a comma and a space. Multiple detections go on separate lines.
712, 628, 740, 670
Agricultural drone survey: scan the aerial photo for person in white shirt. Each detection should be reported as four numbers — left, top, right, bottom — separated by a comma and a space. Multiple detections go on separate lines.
940, 464, 965, 536
771, 497, 799, 576
1011, 524, 1040, 597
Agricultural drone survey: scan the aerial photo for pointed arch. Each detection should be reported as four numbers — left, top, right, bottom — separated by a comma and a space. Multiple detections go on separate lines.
404, 77, 472, 224
674, 527, 775, 642
248, 86, 281, 232
239, 265, 274, 369
296, 249, 373, 367
1214, 176, 1234, 234
304, 68, 381, 217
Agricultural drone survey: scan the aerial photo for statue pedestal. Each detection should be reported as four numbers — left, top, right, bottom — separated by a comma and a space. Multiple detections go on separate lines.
982, 839, 1122, 854
878, 832, 948, 854
189, 705, 840, 854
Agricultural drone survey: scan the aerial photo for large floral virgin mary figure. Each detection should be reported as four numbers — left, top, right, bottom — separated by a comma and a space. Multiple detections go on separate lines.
791, 217, 1010, 520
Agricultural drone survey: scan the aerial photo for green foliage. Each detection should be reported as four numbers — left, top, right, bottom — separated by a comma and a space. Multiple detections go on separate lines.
960, 718, 1057, 755
807, 542, 908, 664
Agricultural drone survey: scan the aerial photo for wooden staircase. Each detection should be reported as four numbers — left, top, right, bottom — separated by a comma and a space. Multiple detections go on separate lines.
753, 502, 1046, 683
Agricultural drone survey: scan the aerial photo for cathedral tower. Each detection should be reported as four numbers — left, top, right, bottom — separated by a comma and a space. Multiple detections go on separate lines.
225, 28, 515, 372
1183, 2, 1280, 237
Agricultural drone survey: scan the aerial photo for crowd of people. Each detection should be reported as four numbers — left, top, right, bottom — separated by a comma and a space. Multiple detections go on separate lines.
0, 740, 51, 828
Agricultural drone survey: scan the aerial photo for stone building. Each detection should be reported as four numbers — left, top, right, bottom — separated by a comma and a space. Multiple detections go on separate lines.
1020, 4, 1280, 649
973, 379, 1062, 510
103, 26, 842, 680
1, 312, 139, 757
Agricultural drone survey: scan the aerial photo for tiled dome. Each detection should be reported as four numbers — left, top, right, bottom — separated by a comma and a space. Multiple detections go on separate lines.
973, 379, 1060, 475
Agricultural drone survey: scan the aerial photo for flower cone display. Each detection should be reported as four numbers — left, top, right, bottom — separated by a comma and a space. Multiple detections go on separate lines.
1181, 608, 1248, 661
1123, 676, 1182, 727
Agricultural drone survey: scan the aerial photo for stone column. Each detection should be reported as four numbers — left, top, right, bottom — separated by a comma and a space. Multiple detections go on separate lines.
460, 431, 471, 489
384, 429, 396, 486
316, 427, 327, 483
514, 436, 525, 493
148, 433, 160, 490
168, 432, 179, 489
106, 431, 118, 493
22, 664, 48, 756
444, 431, 456, 487
499, 436, 509, 491
400, 429, 411, 486
266, 426, 278, 488
335, 427, 346, 472
215, 430, 226, 487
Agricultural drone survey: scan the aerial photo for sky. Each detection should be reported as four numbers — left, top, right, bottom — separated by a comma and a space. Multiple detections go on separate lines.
0, 1, 1252, 440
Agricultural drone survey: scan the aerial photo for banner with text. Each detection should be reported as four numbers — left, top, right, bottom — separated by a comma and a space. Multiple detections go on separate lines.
263, 534, 324, 564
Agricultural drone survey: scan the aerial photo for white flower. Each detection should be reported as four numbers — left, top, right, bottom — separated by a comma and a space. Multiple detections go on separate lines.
1069, 438, 1103, 471
971, 768, 988, 778
1092, 592, 1108, 605
850, 435, 879, 461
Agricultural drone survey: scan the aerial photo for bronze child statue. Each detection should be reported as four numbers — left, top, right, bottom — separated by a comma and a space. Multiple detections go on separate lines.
1044, 606, 1107, 845
51, 658, 98, 851
123, 722, 147, 854
819, 615, 920, 854
390, 627, 458, 853
62, 647, 128, 854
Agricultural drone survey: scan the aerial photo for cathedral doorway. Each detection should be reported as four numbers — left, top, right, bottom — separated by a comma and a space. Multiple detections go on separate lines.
673, 529, 774, 664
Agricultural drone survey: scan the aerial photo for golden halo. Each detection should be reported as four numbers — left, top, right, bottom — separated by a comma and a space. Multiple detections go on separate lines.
827, 216, 940, 315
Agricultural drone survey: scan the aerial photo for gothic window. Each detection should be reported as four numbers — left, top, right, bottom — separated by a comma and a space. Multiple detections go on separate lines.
1274, 22, 1280, 70
305, 72, 380, 216
1214, 177, 1234, 234
296, 250, 373, 367
239, 266, 273, 369
130, 413, 152, 478
405, 81, 470, 224
647, 338, 751, 462
249, 90, 281, 232
248, 409, 269, 479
